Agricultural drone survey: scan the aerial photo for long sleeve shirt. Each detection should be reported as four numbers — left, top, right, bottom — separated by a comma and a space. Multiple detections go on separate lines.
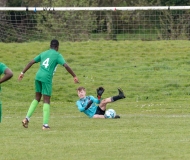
76, 95, 100, 118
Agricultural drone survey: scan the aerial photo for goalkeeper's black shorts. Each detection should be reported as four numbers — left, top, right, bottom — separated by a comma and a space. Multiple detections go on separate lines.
95, 106, 105, 115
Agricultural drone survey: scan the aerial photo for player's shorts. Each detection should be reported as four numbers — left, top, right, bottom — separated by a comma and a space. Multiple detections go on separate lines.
95, 106, 105, 115
35, 80, 52, 96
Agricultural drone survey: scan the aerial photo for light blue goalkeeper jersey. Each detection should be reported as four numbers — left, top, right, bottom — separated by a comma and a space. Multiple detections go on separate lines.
76, 96, 100, 118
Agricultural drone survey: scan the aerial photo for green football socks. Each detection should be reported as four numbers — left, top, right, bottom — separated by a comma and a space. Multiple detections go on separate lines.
26, 99, 39, 119
43, 103, 50, 125
26, 100, 50, 125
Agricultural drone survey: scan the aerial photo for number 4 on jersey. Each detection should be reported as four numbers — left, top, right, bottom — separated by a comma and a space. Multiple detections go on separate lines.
42, 58, 49, 68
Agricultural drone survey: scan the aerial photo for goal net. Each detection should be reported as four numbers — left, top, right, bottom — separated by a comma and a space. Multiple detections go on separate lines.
1, 6, 190, 42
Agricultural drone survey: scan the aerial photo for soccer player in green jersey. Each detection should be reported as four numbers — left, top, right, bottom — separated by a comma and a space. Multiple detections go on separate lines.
18, 39, 79, 130
0, 62, 13, 122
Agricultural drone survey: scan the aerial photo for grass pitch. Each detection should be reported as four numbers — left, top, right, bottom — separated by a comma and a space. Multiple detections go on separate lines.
1, 40, 190, 159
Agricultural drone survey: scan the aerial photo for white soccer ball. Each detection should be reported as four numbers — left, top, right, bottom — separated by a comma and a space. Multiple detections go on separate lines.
105, 109, 116, 119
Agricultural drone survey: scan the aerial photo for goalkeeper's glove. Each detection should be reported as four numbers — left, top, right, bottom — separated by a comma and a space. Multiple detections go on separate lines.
85, 100, 93, 110
96, 87, 105, 100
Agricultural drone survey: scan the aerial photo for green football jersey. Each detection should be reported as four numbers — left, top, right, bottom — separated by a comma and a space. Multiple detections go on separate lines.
34, 49, 66, 84
0, 62, 8, 96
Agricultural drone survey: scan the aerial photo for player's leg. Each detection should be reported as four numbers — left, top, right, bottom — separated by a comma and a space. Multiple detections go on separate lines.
99, 98, 111, 110
111, 88, 125, 101
98, 88, 125, 118
99, 88, 125, 109
41, 82, 52, 130
22, 80, 42, 128
93, 106, 105, 118
93, 114, 105, 118
26, 92, 41, 118
42, 95, 50, 130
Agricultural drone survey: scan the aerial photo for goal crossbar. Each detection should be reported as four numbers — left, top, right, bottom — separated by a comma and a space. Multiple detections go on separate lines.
1, 6, 190, 11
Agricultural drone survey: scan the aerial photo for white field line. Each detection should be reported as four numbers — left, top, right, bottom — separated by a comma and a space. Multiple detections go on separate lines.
3, 114, 190, 119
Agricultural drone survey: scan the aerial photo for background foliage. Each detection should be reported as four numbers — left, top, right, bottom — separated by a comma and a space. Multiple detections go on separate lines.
1, 0, 190, 42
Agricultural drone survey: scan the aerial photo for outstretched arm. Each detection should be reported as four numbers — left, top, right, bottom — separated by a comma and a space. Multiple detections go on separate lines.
85, 100, 93, 110
76, 99, 93, 111
76, 101, 85, 112
18, 59, 36, 81
63, 63, 79, 83
96, 87, 105, 100
0, 68, 13, 84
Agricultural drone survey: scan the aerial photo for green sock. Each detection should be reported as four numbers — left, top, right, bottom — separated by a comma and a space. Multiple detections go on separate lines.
26, 99, 39, 118
0, 102, 2, 123
43, 103, 50, 125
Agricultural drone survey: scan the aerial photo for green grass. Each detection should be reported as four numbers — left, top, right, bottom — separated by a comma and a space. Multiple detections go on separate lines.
1, 40, 190, 159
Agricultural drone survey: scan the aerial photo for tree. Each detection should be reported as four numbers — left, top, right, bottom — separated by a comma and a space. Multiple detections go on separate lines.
161, 0, 190, 6
34, 0, 98, 41
0, 0, 7, 6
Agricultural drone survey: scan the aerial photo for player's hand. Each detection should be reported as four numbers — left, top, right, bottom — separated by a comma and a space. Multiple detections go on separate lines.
97, 87, 105, 96
18, 72, 24, 81
73, 76, 79, 83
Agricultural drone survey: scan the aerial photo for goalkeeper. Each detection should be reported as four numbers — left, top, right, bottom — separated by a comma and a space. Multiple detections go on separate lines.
76, 86, 125, 118
0, 62, 13, 122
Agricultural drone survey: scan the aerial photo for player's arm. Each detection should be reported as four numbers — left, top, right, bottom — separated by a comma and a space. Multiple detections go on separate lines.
96, 87, 105, 100
76, 101, 86, 112
76, 98, 93, 111
18, 59, 36, 81
85, 96, 99, 110
84, 100, 93, 110
91, 96, 100, 104
63, 63, 79, 83
0, 68, 13, 84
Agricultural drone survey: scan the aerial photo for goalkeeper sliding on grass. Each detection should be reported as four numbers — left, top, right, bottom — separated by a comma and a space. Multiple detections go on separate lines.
0, 62, 13, 122
76, 86, 125, 118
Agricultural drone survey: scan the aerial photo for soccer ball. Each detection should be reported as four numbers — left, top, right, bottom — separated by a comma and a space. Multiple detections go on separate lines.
105, 109, 116, 119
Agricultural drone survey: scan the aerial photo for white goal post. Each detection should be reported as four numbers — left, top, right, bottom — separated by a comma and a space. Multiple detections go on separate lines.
0, 6, 190, 11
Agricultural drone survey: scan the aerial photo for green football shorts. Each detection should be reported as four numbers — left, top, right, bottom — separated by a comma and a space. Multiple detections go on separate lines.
35, 80, 52, 96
